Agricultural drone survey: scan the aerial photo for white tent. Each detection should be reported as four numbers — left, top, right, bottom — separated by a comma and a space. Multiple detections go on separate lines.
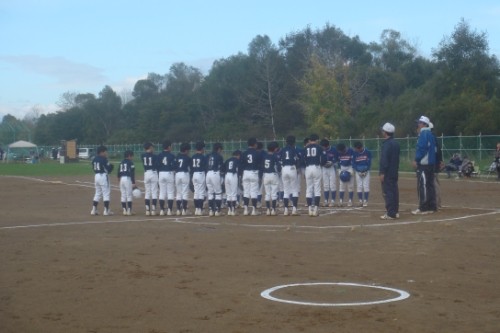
6, 140, 39, 163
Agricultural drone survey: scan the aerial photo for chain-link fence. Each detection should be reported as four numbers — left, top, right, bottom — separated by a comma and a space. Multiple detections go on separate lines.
37, 134, 500, 173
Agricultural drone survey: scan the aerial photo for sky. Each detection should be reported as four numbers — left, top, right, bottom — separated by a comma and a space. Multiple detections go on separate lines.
1, 0, 499, 120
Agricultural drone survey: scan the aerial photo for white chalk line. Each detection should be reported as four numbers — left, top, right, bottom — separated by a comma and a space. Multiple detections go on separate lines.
260, 282, 410, 307
1, 176, 499, 231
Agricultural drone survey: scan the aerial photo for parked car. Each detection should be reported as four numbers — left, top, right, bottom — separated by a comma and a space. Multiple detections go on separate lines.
78, 147, 94, 159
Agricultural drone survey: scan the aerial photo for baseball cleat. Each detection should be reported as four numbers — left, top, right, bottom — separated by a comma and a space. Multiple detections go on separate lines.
283, 207, 289, 216
167, 209, 173, 216
159, 210, 165, 216
126, 208, 132, 216
291, 207, 299, 216
90, 208, 98, 216
363, 200, 368, 207
182, 209, 187, 216
308, 206, 313, 216
176, 210, 181, 216
266, 208, 271, 216
103, 209, 113, 216
209, 210, 214, 217
347, 200, 353, 207
313, 206, 319, 217
380, 214, 395, 220
251, 208, 259, 216
271, 209, 277, 216
145, 210, 150, 216
214, 211, 222, 217
150, 210, 156, 216
123, 208, 127, 216
243, 206, 249, 216
328, 201, 335, 207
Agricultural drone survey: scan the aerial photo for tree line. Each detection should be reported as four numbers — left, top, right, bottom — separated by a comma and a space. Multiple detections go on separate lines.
1, 19, 499, 146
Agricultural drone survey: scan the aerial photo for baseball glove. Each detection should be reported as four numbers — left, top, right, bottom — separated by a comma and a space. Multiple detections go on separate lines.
324, 161, 333, 168
358, 171, 367, 178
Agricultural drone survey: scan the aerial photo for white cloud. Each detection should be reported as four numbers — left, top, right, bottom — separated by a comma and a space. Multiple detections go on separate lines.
0, 55, 108, 87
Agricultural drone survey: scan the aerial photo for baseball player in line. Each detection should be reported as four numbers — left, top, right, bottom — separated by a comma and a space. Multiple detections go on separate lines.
303, 134, 326, 216
262, 141, 281, 216
117, 150, 136, 216
224, 150, 241, 216
141, 142, 159, 216
241, 138, 262, 216
337, 143, 354, 207
320, 138, 337, 207
206, 143, 225, 216
158, 140, 177, 216
91, 145, 114, 216
279, 135, 301, 216
352, 141, 372, 207
191, 141, 207, 215
175, 143, 191, 215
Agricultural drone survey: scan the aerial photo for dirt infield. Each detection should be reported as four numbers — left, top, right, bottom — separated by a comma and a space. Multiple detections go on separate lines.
1, 174, 499, 333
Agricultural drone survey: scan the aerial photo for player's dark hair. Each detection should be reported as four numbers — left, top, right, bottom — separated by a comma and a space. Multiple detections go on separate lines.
303, 137, 310, 144
267, 141, 278, 151
310, 134, 319, 141
354, 141, 363, 149
143, 142, 153, 150
97, 145, 107, 154
180, 142, 191, 153
162, 140, 172, 150
247, 137, 257, 147
124, 150, 134, 158
257, 142, 264, 150
213, 142, 223, 152
195, 141, 205, 151
286, 135, 296, 146
232, 150, 241, 156
336, 143, 346, 152
320, 139, 329, 147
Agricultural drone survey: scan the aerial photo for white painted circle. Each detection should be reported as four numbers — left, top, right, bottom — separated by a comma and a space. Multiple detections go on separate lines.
260, 282, 410, 307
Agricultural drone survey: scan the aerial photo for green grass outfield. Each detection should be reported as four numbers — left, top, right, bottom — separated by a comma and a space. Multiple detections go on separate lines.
0, 159, 97, 177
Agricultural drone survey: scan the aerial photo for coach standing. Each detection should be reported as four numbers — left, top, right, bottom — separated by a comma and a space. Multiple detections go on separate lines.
412, 116, 437, 215
379, 123, 400, 220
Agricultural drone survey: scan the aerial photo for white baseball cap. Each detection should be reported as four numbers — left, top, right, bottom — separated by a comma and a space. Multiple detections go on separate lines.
417, 115, 430, 125
382, 122, 395, 133
429, 122, 434, 129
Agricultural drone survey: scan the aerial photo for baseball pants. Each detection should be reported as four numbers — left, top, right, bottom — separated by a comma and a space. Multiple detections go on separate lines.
94, 173, 111, 202
119, 176, 133, 203
281, 165, 299, 198
175, 172, 190, 201
159, 171, 176, 201
206, 171, 223, 200
224, 173, 238, 202
322, 166, 337, 193
355, 171, 370, 193
263, 172, 279, 201
144, 170, 158, 200
192, 172, 206, 200
242, 170, 260, 199
305, 165, 322, 199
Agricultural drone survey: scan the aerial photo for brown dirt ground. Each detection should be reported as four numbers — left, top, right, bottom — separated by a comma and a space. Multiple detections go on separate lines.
0, 174, 499, 333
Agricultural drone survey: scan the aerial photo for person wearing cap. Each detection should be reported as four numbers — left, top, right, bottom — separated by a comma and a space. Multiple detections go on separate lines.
412, 116, 437, 215
379, 123, 400, 220
224, 150, 241, 216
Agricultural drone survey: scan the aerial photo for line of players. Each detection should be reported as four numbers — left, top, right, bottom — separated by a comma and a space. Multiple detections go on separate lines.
90, 135, 372, 217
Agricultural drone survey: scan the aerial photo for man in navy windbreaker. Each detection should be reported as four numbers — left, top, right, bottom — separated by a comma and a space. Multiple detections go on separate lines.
412, 116, 437, 214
